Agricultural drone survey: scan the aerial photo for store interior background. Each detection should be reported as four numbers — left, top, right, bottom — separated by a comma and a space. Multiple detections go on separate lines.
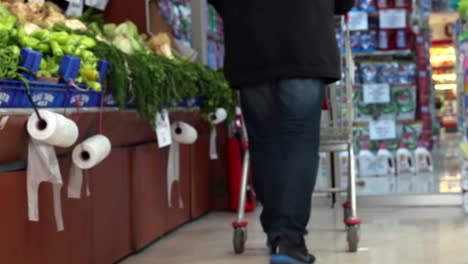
140, 0, 468, 212
315, 0, 468, 206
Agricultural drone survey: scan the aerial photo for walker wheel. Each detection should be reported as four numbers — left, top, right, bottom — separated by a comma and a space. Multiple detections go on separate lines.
233, 227, 247, 254
347, 224, 360, 252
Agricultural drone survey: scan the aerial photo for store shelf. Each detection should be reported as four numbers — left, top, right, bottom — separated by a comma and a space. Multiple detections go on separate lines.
354, 83, 417, 88
353, 119, 419, 126
432, 64, 455, 69
354, 49, 414, 58
0, 106, 200, 115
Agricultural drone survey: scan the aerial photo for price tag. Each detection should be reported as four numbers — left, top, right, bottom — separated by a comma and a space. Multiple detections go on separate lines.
155, 110, 172, 148
369, 120, 396, 140
379, 9, 407, 29
65, 0, 82, 5
66, 0, 84, 17
348, 11, 369, 31
363, 83, 391, 104
359, 157, 388, 177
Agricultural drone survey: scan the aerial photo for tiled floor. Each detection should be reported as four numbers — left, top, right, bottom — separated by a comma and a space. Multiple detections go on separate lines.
121, 206, 468, 264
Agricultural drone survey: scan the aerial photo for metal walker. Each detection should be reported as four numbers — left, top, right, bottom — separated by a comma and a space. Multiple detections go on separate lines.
232, 16, 362, 253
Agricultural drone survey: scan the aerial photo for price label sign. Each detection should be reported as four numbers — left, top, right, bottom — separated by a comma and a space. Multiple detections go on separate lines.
369, 120, 396, 140
348, 11, 369, 31
363, 83, 391, 104
379, 9, 407, 29
155, 110, 172, 148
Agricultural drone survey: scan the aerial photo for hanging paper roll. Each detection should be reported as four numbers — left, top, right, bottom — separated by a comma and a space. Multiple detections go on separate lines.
27, 110, 79, 148
210, 108, 228, 125
69, 135, 111, 199
171, 122, 198, 144
167, 122, 198, 208
209, 108, 228, 160
72, 135, 112, 170
26, 110, 79, 232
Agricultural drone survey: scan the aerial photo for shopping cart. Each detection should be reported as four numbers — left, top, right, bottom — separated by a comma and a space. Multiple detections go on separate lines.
231, 15, 362, 254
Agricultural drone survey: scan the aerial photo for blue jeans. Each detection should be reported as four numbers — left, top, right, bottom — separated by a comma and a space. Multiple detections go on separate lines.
240, 79, 325, 243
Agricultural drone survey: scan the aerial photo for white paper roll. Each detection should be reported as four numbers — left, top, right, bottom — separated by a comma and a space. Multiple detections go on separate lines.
72, 135, 111, 169
171, 122, 198, 145
210, 108, 228, 125
27, 110, 79, 148
209, 127, 218, 160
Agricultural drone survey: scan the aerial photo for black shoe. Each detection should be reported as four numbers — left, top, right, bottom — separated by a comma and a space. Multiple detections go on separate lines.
270, 238, 315, 264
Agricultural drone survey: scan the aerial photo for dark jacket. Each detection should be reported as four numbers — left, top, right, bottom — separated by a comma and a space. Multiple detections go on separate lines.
208, 0, 355, 87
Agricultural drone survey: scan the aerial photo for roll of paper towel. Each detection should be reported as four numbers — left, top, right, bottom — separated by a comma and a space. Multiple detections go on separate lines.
72, 135, 111, 169
27, 110, 79, 148
210, 108, 228, 125
171, 122, 198, 144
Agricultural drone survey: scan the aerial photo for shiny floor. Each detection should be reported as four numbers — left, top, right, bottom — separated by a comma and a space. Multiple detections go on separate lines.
122, 206, 468, 264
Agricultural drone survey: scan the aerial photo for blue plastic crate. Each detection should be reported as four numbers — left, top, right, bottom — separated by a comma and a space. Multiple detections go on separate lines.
97, 60, 109, 84
176, 97, 203, 108
0, 80, 20, 107
103, 92, 117, 107
65, 88, 101, 108
17, 81, 66, 108
103, 88, 135, 108
59, 55, 81, 82
20, 48, 43, 81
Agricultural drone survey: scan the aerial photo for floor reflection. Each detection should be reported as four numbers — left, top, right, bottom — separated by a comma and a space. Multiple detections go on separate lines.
321, 131, 464, 196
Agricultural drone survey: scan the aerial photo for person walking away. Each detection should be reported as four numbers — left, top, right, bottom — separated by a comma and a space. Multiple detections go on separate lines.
209, 1, 355, 263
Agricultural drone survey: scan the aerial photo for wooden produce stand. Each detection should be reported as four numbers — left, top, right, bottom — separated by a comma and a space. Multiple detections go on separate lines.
0, 108, 229, 264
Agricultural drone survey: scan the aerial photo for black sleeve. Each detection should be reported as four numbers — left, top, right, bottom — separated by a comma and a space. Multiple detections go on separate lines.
334, 0, 355, 15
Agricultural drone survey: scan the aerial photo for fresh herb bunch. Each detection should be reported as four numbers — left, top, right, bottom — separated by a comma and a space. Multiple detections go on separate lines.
93, 40, 129, 108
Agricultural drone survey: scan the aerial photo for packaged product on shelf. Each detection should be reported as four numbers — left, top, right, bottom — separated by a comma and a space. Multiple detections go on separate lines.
354, 88, 374, 122
377, 142, 396, 176
360, 30, 378, 52
377, 62, 399, 83
379, 29, 396, 50
351, 30, 378, 53
414, 141, 433, 173
351, 31, 363, 53
400, 122, 422, 150
377, 0, 395, 9
358, 143, 377, 177
397, 62, 416, 83
396, 142, 415, 175
360, 62, 378, 83
393, 85, 417, 120
396, 28, 413, 50
353, 0, 377, 11
353, 126, 379, 152
378, 99, 398, 121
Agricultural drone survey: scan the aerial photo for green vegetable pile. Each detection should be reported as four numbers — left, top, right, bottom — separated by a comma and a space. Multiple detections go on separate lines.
18, 25, 102, 91
0, 2, 236, 128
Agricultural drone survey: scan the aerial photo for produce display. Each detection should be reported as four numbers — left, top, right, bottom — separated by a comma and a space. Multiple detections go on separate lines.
0, 1, 236, 128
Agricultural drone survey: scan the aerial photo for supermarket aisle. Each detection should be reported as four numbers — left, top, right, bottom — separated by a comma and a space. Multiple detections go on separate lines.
122, 206, 468, 264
